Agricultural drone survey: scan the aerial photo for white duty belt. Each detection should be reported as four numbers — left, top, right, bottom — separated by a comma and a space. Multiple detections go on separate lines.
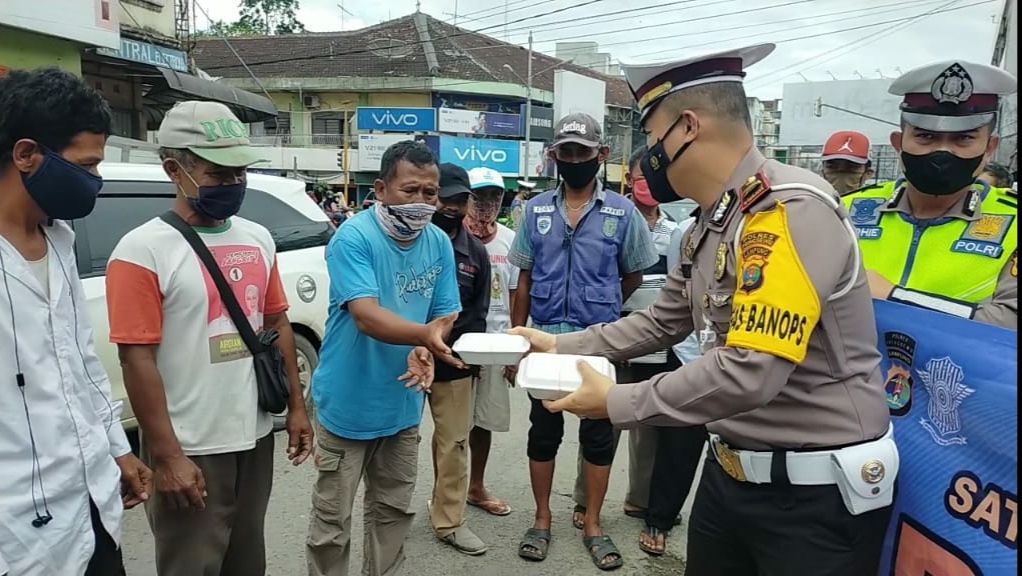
709, 425, 900, 516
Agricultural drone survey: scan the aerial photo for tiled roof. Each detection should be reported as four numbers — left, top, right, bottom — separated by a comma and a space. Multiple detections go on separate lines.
191, 12, 634, 108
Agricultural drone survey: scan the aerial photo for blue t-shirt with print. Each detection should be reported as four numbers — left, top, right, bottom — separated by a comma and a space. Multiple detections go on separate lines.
313, 209, 461, 440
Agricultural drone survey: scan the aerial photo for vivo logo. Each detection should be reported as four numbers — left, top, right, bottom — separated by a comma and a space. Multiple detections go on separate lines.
454, 145, 507, 163
372, 111, 420, 127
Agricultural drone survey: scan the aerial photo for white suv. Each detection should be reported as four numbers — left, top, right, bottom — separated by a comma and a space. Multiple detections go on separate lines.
79, 163, 332, 433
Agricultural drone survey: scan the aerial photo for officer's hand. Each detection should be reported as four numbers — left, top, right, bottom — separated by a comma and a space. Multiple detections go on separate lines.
508, 326, 557, 354
542, 360, 612, 420
866, 269, 896, 300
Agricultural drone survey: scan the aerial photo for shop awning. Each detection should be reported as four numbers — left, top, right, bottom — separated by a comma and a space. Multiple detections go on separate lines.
145, 68, 277, 124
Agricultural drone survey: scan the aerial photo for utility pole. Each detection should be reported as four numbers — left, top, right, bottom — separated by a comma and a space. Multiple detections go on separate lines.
523, 31, 534, 183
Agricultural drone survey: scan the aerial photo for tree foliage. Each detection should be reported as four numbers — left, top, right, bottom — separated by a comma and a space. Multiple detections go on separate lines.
196, 0, 306, 37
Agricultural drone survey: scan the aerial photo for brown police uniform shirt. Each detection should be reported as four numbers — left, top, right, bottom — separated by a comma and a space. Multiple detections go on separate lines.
557, 147, 891, 451
884, 188, 1018, 330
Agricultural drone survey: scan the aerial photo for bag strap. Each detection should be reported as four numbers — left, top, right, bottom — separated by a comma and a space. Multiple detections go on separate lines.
159, 211, 262, 353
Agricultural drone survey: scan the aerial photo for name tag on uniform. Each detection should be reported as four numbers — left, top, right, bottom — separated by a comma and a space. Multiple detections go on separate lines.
951, 214, 1014, 258
857, 227, 883, 240
599, 206, 625, 217
533, 205, 555, 214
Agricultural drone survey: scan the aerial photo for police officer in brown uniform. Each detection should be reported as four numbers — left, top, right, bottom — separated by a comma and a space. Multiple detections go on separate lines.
511, 43, 900, 575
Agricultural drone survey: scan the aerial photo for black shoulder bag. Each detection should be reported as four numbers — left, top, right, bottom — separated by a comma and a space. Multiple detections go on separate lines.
159, 211, 291, 414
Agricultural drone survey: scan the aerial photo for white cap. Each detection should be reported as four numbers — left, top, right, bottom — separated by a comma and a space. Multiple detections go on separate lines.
516, 180, 537, 189
157, 101, 267, 167
889, 61, 1017, 132
621, 43, 775, 122
467, 167, 505, 191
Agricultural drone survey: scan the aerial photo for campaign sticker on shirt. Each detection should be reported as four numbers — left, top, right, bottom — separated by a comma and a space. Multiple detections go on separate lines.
202, 245, 268, 364
726, 202, 822, 364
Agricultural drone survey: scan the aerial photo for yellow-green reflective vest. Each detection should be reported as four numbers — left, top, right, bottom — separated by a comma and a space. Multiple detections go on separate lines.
842, 181, 1017, 303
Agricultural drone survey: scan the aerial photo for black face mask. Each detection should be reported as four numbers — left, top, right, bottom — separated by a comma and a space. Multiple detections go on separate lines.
22, 148, 104, 220
640, 117, 693, 204
901, 150, 984, 196
431, 211, 465, 234
556, 157, 601, 189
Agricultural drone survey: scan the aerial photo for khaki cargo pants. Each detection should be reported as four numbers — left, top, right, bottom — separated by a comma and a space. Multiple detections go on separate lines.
306, 422, 419, 576
427, 376, 473, 537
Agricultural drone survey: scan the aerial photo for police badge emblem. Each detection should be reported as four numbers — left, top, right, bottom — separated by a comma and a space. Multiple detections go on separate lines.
714, 244, 728, 281
931, 63, 974, 105
861, 460, 886, 484
918, 356, 975, 446
684, 235, 695, 259
602, 216, 619, 238
537, 215, 552, 235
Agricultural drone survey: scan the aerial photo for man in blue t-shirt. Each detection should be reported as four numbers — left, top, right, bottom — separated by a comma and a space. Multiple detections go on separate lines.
306, 140, 463, 576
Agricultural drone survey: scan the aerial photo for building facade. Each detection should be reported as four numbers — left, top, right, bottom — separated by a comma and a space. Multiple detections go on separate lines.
192, 12, 636, 204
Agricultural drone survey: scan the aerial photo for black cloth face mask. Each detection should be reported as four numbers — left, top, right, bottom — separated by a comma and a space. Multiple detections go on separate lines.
431, 211, 465, 234
640, 116, 693, 204
556, 157, 601, 190
901, 150, 985, 196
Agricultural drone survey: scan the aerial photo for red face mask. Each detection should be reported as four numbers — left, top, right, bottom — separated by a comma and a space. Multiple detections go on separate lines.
631, 179, 658, 207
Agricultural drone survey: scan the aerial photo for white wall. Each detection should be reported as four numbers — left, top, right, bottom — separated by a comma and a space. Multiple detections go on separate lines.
0, 0, 119, 48
119, 0, 176, 38
553, 70, 607, 129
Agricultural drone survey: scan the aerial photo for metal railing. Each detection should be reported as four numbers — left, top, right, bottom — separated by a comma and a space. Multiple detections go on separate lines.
248, 133, 360, 148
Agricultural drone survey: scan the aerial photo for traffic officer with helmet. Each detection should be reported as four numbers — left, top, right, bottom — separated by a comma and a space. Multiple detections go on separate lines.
511, 43, 898, 575
842, 60, 1018, 330
508, 112, 657, 570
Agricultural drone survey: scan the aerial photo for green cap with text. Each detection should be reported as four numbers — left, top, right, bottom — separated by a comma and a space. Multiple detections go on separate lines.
157, 101, 268, 167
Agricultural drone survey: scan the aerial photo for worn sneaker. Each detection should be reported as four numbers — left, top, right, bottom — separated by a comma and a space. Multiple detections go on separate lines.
440, 525, 488, 556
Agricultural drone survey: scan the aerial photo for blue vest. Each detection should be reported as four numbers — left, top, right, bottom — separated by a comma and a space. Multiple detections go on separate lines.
527, 189, 633, 327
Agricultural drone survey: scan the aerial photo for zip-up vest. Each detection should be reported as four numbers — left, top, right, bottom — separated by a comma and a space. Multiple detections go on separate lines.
842, 181, 1017, 303
527, 189, 633, 327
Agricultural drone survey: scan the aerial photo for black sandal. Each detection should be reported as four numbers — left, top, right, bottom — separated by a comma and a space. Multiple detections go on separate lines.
572, 504, 586, 530
583, 534, 624, 571
638, 524, 667, 556
518, 528, 551, 562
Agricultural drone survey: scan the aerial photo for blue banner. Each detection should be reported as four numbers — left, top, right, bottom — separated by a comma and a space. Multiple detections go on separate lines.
438, 136, 521, 175
356, 107, 436, 132
875, 300, 1017, 575
432, 92, 521, 114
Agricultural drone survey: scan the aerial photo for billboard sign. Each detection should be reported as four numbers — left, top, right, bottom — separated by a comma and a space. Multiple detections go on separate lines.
520, 141, 557, 179
521, 105, 555, 141
553, 70, 607, 130
357, 134, 417, 172
439, 136, 521, 175
438, 108, 521, 137
0, 0, 119, 48
432, 92, 521, 114
778, 79, 902, 146
356, 107, 436, 133
97, 37, 188, 72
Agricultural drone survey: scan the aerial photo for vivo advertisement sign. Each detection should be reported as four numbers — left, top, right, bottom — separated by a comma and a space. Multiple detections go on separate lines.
438, 108, 522, 137
356, 107, 436, 132
440, 137, 521, 176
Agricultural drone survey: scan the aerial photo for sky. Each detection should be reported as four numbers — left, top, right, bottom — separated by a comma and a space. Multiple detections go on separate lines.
194, 0, 1008, 100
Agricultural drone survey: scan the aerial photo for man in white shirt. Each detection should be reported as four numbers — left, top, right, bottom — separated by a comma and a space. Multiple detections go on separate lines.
0, 67, 151, 576
464, 167, 519, 517
105, 102, 314, 576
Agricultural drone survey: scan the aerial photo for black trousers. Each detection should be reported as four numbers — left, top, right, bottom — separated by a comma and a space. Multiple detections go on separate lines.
618, 353, 707, 532
685, 456, 894, 576
527, 396, 617, 466
85, 500, 126, 576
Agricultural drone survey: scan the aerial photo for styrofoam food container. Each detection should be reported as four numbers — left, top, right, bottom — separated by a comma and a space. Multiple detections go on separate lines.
516, 353, 617, 401
452, 333, 531, 366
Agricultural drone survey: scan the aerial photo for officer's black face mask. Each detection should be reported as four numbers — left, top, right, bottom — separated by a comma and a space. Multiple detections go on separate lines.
901, 149, 985, 196
641, 115, 694, 204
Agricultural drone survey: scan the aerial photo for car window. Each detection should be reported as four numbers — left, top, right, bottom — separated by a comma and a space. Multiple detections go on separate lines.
77, 180, 333, 276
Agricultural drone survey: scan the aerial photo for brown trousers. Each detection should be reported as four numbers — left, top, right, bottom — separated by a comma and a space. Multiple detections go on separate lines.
141, 433, 275, 576
426, 376, 474, 538
306, 422, 419, 576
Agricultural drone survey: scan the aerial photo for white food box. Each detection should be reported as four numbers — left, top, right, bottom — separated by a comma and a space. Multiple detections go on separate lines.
516, 353, 617, 401
451, 333, 530, 366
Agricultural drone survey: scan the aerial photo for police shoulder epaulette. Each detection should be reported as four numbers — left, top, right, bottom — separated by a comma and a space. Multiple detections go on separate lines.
739, 171, 771, 213
840, 182, 884, 198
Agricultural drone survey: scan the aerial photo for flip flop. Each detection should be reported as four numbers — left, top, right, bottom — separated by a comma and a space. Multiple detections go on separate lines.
518, 528, 551, 562
638, 524, 667, 557
583, 534, 624, 571
573, 504, 586, 530
467, 498, 512, 516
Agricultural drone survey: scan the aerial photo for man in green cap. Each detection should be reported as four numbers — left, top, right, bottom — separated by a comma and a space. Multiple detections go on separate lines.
106, 101, 314, 576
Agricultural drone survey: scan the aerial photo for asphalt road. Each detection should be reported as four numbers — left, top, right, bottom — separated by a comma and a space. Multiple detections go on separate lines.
122, 390, 701, 575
